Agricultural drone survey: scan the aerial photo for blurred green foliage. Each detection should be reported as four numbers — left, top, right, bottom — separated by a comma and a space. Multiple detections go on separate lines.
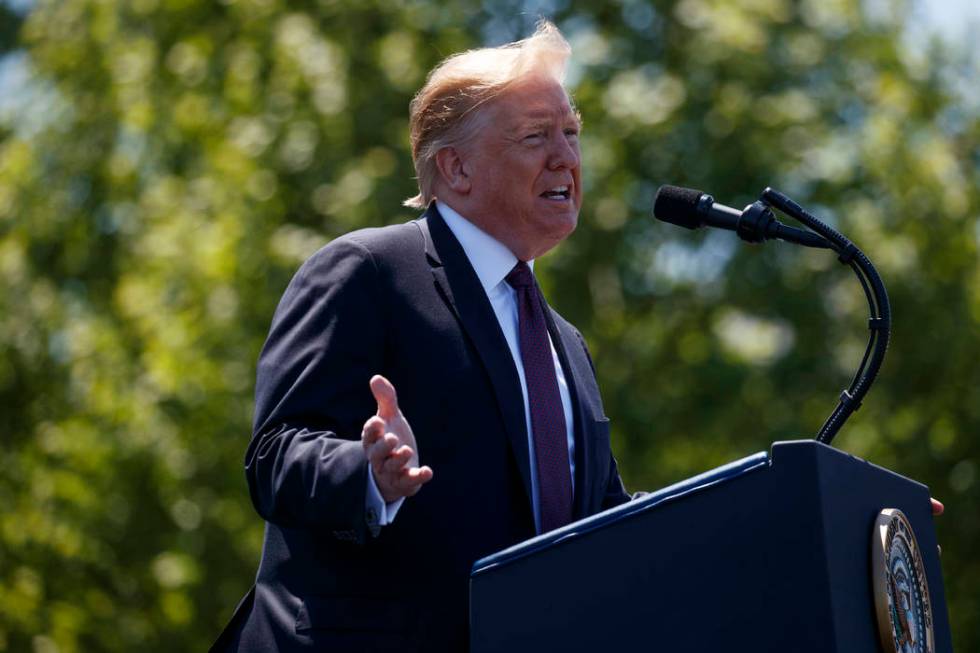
0, 0, 977, 650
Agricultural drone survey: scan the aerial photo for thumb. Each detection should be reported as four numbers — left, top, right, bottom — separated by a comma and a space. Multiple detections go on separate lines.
370, 375, 399, 419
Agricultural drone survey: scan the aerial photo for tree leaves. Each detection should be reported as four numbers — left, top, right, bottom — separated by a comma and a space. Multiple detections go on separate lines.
1, 0, 977, 649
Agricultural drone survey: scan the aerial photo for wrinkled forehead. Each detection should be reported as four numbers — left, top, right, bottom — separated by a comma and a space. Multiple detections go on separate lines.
491, 76, 580, 127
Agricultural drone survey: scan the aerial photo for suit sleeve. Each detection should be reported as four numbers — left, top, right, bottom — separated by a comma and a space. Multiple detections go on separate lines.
245, 236, 385, 544
600, 449, 632, 511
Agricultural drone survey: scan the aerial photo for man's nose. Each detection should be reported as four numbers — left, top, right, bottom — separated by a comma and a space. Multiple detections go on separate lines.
548, 135, 579, 170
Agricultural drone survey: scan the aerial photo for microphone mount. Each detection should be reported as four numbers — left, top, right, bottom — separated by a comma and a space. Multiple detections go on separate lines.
653, 185, 891, 446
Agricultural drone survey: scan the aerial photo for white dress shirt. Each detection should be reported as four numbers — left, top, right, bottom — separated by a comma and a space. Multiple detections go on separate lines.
366, 200, 576, 534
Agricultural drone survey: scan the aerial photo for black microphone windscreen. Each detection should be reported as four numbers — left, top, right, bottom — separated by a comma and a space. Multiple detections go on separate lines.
653, 185, 705, 229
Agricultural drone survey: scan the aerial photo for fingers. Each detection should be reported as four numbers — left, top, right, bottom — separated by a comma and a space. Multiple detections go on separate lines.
408, 465, 433, 484
390, 465, 434, 497
931, 497, 944, 516
370, 374, 399, 419
367, 432, 399, 467
363, 426, 432, 497
361, 415, 385, 447
374, 455, 433, 501
365, 374, 430, 501
362, 416, 398, 467
374, 443, 419, 478
381, 445, 413, 474
362, 419, 397, 470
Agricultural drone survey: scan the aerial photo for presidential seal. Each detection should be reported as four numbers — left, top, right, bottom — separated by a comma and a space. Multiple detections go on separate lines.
872, 508, 934, 653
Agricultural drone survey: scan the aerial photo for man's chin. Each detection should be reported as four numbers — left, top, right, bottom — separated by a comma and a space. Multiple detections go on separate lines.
538, 212, 579, 253
535, 197, 579, 221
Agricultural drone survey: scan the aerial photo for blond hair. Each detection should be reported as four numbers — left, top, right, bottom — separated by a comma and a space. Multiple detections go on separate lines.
403, 20, 572, 209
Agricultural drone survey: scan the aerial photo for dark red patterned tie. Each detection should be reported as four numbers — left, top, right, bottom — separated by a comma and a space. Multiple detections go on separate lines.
506, 261, 573, 532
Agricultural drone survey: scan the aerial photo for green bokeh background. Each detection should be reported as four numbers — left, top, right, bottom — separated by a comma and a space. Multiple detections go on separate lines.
1, 0, 977, 650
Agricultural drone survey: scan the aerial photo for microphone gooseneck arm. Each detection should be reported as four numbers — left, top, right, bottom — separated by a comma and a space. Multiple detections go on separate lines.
760, 188, 891, 445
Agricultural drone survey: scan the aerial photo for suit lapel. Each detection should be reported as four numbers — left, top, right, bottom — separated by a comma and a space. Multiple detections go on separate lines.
415, 205, 534, 513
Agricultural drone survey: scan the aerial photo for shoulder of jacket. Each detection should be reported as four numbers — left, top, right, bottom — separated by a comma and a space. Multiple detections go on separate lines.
300, 220, 423, 271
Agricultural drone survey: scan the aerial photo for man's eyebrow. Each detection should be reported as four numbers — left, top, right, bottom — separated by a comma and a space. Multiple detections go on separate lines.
504, 119, 545, 136
509, 111, 581, 132
521, 107, 579, 121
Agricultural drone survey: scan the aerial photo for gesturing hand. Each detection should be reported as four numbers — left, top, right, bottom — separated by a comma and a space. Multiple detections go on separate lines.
361, 375, 434, 503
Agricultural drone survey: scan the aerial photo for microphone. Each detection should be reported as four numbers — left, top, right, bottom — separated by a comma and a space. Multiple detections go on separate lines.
653, 185, 830, 249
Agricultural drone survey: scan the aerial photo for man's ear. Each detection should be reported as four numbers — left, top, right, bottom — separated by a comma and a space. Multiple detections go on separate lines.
434, 146, 471, 195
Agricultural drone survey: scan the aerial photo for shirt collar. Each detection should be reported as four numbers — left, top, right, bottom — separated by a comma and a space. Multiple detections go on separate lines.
436, 200, 533, 294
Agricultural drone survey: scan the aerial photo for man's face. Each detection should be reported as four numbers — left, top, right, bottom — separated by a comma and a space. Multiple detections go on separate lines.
462, 75, 582, 261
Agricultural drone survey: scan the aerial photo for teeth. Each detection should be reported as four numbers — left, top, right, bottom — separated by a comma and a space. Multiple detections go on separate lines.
541, 185, 570, 199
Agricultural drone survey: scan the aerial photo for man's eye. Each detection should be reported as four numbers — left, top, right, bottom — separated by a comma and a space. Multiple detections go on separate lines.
564, 128, 579, 138
524, 132, 544, 141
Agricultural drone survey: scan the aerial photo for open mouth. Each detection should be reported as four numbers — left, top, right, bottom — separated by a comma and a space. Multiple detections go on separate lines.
540, 185, 571, 201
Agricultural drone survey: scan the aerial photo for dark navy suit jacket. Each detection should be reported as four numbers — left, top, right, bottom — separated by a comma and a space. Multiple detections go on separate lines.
212, 204, 630, 651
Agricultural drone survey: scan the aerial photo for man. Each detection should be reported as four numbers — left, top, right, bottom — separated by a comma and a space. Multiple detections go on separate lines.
212, 21, 631, 652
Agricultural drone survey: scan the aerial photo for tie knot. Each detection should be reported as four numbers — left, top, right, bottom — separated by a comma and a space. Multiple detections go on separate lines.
505, 261, 535, 290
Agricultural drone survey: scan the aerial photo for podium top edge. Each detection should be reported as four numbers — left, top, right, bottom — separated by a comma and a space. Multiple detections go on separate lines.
769, 439, 929, 492
471, 450, 770, 577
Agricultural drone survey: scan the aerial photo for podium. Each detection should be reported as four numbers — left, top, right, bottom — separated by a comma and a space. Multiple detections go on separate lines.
470, 440, 952, 652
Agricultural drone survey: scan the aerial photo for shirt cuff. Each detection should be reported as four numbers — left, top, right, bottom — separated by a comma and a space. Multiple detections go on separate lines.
365, 467, 406, 535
